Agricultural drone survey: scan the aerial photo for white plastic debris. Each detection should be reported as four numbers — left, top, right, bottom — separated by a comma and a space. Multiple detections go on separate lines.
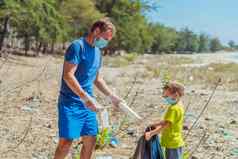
96, 155, 112, 159
100, 108, 110, 128
118, 101, 142, 120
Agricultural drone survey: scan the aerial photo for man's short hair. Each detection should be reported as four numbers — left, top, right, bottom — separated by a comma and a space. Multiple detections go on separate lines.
90, 17, 116, 36
163, 81, 185, 97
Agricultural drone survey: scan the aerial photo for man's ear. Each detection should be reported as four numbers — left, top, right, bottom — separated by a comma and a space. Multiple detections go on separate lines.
93, 27, 101, 37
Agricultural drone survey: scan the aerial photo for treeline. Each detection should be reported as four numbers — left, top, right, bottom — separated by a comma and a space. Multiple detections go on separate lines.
0, 0, 235, 56
227, 40, 238, 51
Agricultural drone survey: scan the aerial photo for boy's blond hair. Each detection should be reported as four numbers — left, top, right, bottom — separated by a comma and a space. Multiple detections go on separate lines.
163, 81, 185, 97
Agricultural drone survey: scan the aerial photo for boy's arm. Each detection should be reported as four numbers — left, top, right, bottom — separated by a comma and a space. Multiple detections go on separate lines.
145, 120, 171, 140
150, 120, 163, 127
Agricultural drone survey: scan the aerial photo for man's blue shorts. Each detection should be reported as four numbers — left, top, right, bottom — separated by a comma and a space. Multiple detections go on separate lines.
57, 100, 98, 140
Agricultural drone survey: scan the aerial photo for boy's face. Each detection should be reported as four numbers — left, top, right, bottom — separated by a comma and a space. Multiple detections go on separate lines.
162, 89, 177, 100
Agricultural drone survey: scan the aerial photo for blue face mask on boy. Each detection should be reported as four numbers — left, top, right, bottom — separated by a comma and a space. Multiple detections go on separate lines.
163, 97, 177, 105
93, 37, 108, 48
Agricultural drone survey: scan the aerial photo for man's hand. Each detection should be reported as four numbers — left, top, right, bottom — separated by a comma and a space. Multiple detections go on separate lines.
145, 132, 152, 141
82, 95, 103, 112
107, 94, 122, 108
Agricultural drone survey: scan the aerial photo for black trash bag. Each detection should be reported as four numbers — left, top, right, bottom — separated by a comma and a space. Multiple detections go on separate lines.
132, 127, 164, 159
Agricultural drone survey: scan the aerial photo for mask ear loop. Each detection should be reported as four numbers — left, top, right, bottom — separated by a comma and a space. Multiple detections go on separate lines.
175, 92, 180, 103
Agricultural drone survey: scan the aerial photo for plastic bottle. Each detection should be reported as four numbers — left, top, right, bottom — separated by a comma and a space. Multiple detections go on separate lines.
100, 108, 110, 128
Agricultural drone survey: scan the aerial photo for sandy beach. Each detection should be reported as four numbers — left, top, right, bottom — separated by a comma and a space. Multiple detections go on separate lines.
0, 52, 237, 159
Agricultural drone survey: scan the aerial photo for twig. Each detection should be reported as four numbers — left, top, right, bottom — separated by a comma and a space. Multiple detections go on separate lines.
1, 116, 33, 154
123, 73, 138, 100
188, 130, 209, 159
185, 95, 193, 114
0, 59, 49, 96
185, 78, 221, 139
128, 90, 139, 107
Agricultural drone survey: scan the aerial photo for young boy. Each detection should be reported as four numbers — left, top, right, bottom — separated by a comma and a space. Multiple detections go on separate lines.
145, 81, 185, 159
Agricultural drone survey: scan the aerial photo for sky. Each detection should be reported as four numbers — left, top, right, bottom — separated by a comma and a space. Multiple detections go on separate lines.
147, 0, 238, 45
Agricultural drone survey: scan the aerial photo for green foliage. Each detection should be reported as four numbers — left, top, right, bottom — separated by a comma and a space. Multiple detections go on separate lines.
123, 53, 138, 62
198, 33, 210, 53
210, 37, 222, 52
59, 0, 103, 39
95, 0, 154, 53
150, 24, 178, 53
0, 0, 225, 55
228, 40, 235, 49
96, 128, 112, 149
176, 27, 199, 53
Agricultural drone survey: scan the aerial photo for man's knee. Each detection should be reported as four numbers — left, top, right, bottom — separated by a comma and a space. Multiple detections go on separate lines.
81, 136, 96, 151
57, 139, 73, 152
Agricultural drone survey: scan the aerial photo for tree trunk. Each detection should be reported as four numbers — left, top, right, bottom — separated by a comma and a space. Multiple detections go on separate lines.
50, 41, 55, 54
0, 16, 10, 53
36, 41, 42, 56
62, 42, 66, 50
24, 34, 30, 56
42, 43, 48, 54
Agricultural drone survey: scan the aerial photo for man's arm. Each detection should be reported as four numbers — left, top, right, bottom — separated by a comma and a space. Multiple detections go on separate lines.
63, 61, 98, 111
94, 71, 121, 106
94, 71, 112, 96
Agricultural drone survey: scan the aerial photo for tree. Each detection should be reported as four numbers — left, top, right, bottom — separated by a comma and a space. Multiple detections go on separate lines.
198, 33, 210, 53
176, 28, 199, 53
150, 24, 178, 53
0, 0, 21, 51
228, 40, 235, 49
210, 38, 222, 52
0, 0, 226, 56
11, 0, 65, 55
59, 0, 103, 39
95, 0, 154, 53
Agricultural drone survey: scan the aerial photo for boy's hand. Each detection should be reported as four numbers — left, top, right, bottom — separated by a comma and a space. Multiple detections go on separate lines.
145, 132, 152, 141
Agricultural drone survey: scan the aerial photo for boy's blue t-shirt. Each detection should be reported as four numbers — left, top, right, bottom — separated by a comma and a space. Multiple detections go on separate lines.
59, 37, 102, 104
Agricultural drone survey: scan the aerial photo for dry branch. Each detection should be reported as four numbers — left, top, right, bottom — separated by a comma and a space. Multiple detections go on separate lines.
185, 78, 221, 140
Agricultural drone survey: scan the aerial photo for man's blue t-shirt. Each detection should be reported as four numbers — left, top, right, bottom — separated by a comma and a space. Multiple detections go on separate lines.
59, 37, 102, 105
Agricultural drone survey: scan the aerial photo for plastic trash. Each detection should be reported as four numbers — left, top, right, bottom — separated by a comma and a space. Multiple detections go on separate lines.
110, 136, 119, 148
132, 127, 164, 159
118, 101, 142, 120
218, 128, 235, 141
231, 148, 238, 156
96, 155, 112, 159
100, 108, 110, 128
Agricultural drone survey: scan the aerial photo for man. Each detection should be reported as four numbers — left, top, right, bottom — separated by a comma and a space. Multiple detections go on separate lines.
54, 18, 121, 159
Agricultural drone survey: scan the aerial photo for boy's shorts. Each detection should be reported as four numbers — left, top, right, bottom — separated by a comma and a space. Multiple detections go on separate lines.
165, 147, 183, 159
58, 101, 98, 140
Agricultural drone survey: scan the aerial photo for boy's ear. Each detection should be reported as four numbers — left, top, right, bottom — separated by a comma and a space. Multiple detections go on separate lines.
176, 92, 181, 98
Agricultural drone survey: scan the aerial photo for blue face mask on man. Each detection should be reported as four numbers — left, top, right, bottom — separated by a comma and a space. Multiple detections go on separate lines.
93, 37, 108, 48
163, 97, 177, 105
